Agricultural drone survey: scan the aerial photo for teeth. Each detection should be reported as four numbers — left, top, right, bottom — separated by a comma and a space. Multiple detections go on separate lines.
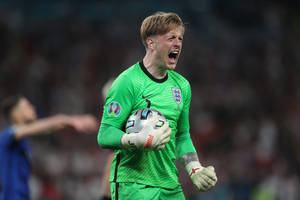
169, 51, 178, 59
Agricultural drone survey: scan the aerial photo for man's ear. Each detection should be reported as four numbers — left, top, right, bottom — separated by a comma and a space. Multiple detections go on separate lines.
146, 37, 155, 50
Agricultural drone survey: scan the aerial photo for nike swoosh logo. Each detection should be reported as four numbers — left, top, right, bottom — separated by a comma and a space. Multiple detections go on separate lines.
142, 94, 152, 99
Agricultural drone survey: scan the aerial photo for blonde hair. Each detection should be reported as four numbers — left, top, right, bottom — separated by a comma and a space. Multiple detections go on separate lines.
140, 12, 185, 48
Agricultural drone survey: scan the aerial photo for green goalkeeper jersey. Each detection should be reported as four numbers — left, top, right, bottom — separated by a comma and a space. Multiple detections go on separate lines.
99, 61, 196, 189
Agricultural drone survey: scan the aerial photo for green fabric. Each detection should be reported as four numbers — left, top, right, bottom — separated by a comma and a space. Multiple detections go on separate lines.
176, 131, 196, 159
98, 124, 124, 149
99, 61, 196, 189
175, 83, 196, 158
111, 182, 185, 200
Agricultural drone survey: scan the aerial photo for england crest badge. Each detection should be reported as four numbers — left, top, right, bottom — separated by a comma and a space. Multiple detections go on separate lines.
172, 88, 182, 104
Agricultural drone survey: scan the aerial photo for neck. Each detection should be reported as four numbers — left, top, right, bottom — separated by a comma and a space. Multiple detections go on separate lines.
143, 53, 167, 79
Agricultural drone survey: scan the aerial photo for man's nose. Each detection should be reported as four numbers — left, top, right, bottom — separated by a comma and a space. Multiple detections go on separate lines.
174, 39, 182, 47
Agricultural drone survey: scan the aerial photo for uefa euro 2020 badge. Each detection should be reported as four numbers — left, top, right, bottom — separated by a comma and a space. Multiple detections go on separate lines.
172, 88, 182, 104
107, 101, 121, 116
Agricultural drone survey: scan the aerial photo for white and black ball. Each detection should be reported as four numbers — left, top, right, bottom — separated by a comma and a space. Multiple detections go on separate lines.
125, 108, 166, 133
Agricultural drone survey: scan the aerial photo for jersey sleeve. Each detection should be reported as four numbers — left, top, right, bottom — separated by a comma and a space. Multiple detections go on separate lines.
98, 123, 125, 149
175, 81, 196, 158
0, 127, 16, 148
98, 73, 135, 149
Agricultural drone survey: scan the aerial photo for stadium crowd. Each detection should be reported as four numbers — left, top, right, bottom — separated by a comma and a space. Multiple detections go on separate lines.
0, 0, 299, 199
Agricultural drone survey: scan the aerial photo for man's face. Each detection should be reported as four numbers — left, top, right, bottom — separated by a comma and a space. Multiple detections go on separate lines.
151, 27, 184, 70
13, 98, 37, 123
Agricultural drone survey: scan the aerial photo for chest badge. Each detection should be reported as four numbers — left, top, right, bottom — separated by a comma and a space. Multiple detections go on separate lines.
172, 88, 182, 104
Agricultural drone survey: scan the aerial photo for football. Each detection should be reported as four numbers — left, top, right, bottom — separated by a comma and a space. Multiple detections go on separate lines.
125, 108, 166, 133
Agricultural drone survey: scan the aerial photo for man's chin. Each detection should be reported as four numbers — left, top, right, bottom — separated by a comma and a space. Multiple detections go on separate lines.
166, 63, 177, 70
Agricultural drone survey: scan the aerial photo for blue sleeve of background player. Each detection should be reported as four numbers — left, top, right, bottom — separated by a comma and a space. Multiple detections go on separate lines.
0, 127, 16, 148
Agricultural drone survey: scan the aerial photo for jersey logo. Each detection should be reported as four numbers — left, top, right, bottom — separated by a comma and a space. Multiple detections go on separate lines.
142, 94, 152, 108
107, 101, 121, 116
172, 88, 182, 104
142, 94, 152, 99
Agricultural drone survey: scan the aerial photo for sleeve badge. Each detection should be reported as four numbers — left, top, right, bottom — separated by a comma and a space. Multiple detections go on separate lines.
107, 101, 121, 116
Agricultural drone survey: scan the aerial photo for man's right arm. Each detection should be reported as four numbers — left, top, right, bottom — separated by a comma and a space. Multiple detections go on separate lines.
97, 73, 134, 149
98, 117, 171, 150
97, 123, 124, 149
98, 71, 171, 150
14, 114, 97, 140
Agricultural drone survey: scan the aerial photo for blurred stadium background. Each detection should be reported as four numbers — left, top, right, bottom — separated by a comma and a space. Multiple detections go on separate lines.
0, 0, 300, 199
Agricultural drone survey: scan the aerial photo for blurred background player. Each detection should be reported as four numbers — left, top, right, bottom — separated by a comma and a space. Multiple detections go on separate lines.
0, 95, 98, 200
98, 12, 217, 200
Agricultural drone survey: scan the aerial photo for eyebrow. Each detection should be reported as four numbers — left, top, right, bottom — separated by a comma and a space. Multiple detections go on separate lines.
166, 34, 182, 38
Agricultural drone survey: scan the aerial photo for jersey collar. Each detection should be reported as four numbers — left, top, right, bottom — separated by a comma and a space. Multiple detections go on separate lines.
139, 61, 168, 83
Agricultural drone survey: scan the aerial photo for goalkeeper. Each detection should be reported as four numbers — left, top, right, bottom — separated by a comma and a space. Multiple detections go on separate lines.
98, 12, 217, 200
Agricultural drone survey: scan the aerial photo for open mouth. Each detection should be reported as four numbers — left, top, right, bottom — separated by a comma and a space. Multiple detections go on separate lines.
168, 51, 179, 62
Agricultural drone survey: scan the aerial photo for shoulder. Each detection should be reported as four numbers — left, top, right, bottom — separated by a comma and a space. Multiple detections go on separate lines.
0, 126, 15, 136
107, 62, 142, 98
0, 126, 16, 146
113, 62, 139, 83
118, 62, 141, 78
112, 62, 143, 89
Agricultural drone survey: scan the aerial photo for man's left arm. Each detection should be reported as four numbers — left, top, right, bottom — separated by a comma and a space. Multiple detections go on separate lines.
178, 150, 217, 192
176, 81, 217, 192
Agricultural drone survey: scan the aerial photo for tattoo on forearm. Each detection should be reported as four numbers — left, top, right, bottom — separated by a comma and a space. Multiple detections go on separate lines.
179, 152, 199, 166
